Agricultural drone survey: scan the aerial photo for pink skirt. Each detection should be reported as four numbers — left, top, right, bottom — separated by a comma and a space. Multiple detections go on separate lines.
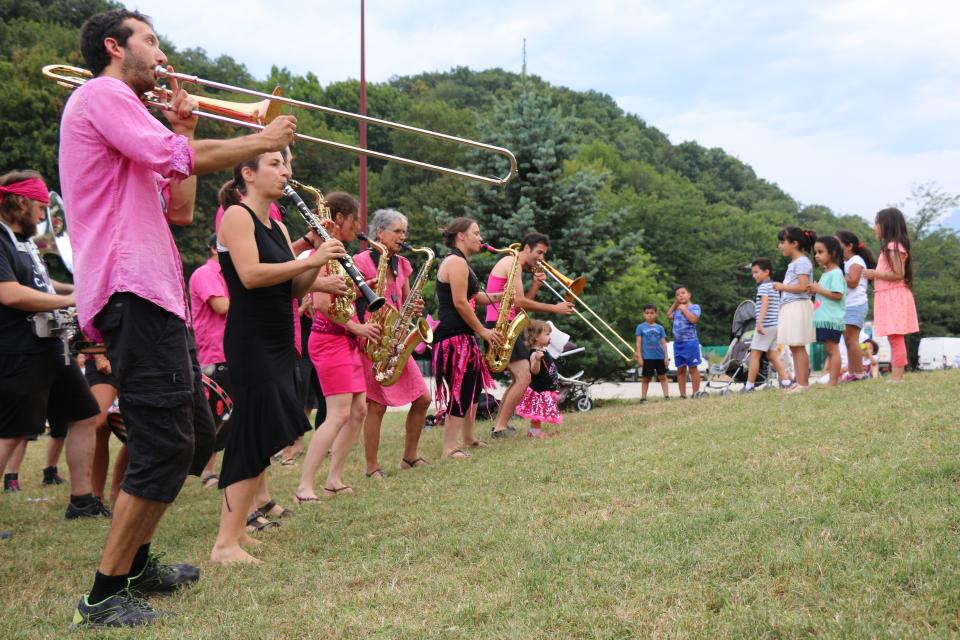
873, 287, 919, 336
515, 388, 562, 424
308, 331, 366, 397
364, 356, 429, 407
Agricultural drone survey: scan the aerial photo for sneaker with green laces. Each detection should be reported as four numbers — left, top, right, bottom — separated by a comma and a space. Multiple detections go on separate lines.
70, 590, 159, 629
128, 552, 200, 595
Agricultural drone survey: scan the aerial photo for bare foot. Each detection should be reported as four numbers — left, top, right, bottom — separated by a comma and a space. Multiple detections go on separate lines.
210, 545, 262, 564
239, 534, 263, 547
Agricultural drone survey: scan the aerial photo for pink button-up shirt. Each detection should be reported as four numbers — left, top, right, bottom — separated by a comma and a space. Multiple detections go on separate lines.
188, 258, 228, 366
59, 76, 195, 340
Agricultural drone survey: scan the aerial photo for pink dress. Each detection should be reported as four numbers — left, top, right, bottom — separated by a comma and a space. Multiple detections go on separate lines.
308, 290, 366, 397
873, 242, 919, 336
354, 251, 429, 407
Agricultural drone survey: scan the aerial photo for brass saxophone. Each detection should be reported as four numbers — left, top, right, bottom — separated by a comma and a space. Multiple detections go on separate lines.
358, 232, 397, 362
484, 243, 529, 374
287, 179, 356, 323
372, 245, 435, 386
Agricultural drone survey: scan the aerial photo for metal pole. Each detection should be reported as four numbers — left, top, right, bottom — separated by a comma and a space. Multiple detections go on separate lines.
359, 0, 368, 239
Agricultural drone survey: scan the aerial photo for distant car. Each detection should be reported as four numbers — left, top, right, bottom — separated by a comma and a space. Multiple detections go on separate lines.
621, 341, 709, 381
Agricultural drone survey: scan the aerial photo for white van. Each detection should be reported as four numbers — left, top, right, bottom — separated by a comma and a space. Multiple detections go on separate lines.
918, 337, 960, 370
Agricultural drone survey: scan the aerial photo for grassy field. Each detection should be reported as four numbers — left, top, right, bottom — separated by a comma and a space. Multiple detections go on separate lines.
2, 372, 960, 638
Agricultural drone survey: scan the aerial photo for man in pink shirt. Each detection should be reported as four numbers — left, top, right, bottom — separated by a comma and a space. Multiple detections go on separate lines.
59, 9, 297, 628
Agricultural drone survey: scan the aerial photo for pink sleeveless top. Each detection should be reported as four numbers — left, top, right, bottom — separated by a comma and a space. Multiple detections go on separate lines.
484, 272, 518, 323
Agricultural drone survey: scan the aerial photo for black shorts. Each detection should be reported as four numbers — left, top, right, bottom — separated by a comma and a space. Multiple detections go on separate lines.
816, 328, 843, 343
0, 352, 99, 440
641, 359, 667, 378
83, 359, 117, 389
94, 293, 198, 504
483, 320, 530, 364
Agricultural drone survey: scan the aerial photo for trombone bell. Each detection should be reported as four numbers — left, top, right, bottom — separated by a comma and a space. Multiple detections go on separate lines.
538, 260, 586, 303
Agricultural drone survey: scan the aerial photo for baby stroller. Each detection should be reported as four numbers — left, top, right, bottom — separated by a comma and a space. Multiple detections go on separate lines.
555, 346, 594, 412
705, 300, 775, 395
548, 323, 594, 412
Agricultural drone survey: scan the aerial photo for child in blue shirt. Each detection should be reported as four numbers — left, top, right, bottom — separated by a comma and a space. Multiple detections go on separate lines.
634, 303, 669, 403
667, 285, 702, 398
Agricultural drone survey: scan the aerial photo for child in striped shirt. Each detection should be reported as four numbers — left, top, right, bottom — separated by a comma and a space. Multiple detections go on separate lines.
744, 258, 792, 391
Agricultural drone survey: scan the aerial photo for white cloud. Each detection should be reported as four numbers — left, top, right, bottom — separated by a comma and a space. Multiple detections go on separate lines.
129, 0, 960, 216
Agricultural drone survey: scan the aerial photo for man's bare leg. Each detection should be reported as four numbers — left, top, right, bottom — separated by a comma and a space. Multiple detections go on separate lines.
492, 359, 530, 434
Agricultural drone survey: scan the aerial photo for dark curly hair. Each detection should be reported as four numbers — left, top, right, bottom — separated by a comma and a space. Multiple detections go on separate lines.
80, 9, 153, 76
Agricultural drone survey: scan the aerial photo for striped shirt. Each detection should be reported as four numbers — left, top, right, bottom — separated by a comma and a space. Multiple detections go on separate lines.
755, 280, 780, 328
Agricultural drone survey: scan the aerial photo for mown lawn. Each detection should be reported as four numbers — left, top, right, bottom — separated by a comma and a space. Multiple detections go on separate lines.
1, 372, 959, 639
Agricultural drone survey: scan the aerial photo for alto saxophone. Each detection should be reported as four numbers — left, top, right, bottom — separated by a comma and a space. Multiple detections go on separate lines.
359, 232, 397, 362
484, 243, 529, 374
372, 245, 435, 386
287, 179, 356, 323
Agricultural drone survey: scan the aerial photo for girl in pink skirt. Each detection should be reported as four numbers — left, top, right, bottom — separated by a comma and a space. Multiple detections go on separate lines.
864, 207, 919, 382
516, 320, 563, 438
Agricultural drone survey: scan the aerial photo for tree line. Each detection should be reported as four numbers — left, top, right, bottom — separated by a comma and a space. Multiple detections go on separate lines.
3, 0, 959, 375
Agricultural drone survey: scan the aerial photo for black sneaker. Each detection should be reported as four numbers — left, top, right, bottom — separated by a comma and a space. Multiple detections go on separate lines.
0, 530, 11, 540
42, 466, 66, 485
3, 473, 20, 492
70, 590, 160, 629
491, 425, 517, 439
65, 496, 112, 520
128, 552, 200, 595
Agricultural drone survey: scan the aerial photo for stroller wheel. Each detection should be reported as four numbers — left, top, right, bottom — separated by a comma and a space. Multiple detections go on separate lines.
718, 389, 731, 397
693, 391, 709, 399
575, 396, 593, 412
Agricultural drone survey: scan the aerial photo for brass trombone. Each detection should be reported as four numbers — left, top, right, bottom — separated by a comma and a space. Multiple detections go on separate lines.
42, 64, 518, 187
537, 260, 634, 362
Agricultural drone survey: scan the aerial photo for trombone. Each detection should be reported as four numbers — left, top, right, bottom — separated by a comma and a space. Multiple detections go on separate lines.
42, 64, 518, 187
537, 260, 634, 362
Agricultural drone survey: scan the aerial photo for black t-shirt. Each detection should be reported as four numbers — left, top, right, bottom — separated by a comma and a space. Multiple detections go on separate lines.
0, 227, 61, 355
530, 350, 559, 392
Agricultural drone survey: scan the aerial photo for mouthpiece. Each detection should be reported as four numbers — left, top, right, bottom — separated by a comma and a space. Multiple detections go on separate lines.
482, 244, 497, 253
357, 231, 370, 242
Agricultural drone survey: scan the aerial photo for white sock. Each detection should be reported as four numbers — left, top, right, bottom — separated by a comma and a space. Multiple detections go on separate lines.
744, 383, 754, 390
781, 379, 793, 388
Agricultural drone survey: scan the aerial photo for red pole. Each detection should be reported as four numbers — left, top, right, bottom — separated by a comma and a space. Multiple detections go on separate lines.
359, 0, 368, 237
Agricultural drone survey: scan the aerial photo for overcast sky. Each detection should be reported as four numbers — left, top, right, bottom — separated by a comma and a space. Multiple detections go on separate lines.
134, 0, 960, 219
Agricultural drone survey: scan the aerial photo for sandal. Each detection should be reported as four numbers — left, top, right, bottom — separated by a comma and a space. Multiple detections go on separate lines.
323, 485, 354, 497
246, 511, 280, 533
200, 474, 219, 489
467, 440, 488, 448
258, 500, 294, 518
365, 468, 387, 480
293, 494, 319, 505
280, 458, 297, 466
401, 457, 428, 469
445, 449, 470, 459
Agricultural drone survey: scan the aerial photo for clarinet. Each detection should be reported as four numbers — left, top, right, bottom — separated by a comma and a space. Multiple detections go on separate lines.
282, 184, 385, 313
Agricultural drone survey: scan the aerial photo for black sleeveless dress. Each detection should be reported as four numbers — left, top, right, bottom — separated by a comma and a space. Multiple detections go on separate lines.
217, 204, 310, 488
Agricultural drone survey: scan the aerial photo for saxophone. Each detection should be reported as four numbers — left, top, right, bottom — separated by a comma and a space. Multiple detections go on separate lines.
372, 245, 435, 386
358, 232, 397, 362
484, 243, 529, 374
287, 179, 356, 323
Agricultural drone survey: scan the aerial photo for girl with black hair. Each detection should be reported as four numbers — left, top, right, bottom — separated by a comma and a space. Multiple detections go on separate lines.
836, 230, 875, 381
773, 227, 816, 391
863, 208, 918, 382
808, 236, 847, 386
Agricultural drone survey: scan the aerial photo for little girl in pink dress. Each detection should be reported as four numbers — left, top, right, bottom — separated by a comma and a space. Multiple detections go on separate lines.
515, 320, 563, 438
864, 207, 919, 382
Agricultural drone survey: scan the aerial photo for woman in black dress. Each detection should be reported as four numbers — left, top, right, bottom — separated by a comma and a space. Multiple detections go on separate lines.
433, 218, 502, 458
210, 151, 346, 564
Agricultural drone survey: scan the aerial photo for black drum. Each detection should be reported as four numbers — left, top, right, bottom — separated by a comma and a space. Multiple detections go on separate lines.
107, 374, 233, 447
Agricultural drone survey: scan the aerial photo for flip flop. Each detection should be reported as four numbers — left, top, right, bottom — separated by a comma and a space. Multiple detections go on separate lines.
401, 457, 428, 469
365, 468, 387, 479
322, 486, 354, 497
445, 449, 471, 459
200, 474, 219, 488
258, 500, 294, 518
246, 512, 280, 533
293, 494, 319, 505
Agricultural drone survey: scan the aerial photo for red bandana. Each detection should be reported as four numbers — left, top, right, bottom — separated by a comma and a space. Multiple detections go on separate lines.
0, 178, 50, 205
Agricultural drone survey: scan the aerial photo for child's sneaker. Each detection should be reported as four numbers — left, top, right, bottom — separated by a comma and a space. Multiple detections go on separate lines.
527, 430, 551, 439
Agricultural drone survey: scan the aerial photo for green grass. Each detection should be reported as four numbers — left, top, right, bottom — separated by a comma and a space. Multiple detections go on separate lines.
2, 372, 960, 638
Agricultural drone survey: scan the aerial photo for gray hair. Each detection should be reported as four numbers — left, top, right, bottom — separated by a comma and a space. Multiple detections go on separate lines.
370, 208, 408, 238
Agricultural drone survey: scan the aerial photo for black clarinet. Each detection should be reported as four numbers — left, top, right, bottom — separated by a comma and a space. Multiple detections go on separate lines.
282, 184, 386, 313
